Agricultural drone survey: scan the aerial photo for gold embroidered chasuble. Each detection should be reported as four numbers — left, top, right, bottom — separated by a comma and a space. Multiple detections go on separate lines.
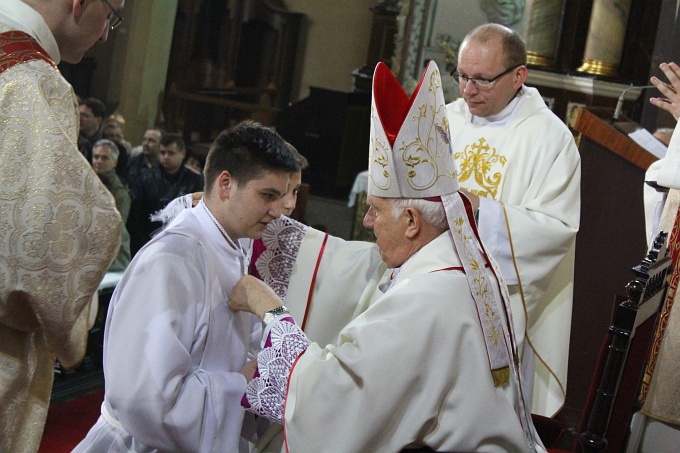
640, 189, 680, 425
447, 87, 581, 417
0, 25, 121, 452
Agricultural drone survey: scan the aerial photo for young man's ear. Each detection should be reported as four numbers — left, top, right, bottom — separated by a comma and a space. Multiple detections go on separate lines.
216, 171, 234, 200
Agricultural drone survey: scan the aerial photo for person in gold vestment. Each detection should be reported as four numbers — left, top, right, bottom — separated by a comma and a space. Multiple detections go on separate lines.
0, 0, 124, 451
629, 61, 680, 451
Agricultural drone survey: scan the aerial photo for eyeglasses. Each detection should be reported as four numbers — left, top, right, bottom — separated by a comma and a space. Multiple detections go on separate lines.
101, 0, 124, 30
450, 64, 523, 90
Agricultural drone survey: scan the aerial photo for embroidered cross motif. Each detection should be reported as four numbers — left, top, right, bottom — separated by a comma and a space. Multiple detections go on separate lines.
455, 137, 507, 199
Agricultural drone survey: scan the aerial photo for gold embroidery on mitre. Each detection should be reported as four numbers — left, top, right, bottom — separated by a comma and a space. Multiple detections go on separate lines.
398, 69, 456, 192
455, 137, 506, 199
369, 111, 392, 191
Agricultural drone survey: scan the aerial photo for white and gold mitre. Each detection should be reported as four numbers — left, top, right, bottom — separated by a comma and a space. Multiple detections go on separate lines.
368, 60, 458, 199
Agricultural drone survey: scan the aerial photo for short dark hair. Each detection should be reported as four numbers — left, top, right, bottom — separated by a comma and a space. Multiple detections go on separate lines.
79, 97, 107, 119
287, 142, 309, 171
160, 133, 185, 151
204, 121, 300, 194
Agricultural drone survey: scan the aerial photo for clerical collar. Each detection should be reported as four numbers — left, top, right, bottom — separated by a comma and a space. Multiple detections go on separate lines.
471, 86, 525, 126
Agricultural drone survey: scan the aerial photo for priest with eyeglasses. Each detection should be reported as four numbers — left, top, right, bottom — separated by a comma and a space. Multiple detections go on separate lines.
446, 23, 581, 418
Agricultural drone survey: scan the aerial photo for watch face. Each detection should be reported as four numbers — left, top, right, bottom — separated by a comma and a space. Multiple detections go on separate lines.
262, 306, 288, 326
263, 312, 275, 325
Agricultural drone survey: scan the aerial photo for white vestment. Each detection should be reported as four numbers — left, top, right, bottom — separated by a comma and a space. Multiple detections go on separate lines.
74, 201, 258, 453
0, 2, 121, 451
447, 86, 581, 416
251, 225, 543, 452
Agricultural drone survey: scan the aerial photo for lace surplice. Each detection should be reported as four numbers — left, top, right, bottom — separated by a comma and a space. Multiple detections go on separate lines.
243, 317, 310, 423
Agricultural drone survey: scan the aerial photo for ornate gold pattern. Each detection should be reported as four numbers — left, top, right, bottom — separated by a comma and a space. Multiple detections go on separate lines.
0, 26, 120, 453
455, 137, 506, 199
446, 199, 511, 386
640, 198, 680, 404
369, 65, 457, 197
398, 70, 457, 191
369, 111, 392, 191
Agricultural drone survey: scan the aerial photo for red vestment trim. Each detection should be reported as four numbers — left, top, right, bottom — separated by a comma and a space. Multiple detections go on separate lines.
282, 351, 305, 453
0, 31, 56, 75
301, 232, 329, 331
640, 202, 680, 403
430, 266, 465, 273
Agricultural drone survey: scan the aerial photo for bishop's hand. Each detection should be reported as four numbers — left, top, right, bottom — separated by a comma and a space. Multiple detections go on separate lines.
228, 275, 283, 318
650, 62, 680, 120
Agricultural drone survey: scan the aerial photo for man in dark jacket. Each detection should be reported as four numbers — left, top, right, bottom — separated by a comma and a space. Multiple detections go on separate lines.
129, 133, 204, 255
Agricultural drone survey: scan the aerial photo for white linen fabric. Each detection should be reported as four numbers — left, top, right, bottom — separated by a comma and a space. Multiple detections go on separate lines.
447, 86, 581, 416
249, 232, 543, 452
74, 201, 258, 453
657, 120, 680, 190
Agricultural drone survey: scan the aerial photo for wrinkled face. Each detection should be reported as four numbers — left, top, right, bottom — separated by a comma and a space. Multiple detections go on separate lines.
221, 170, 290, 240
363, 196, 410, 268
60, 0, 125, 64
142, 129, 161, 157
79, 105, 101, 137
280, 171, 302, 216
92, 145, 116, 174
456, 37, 523, 118
159, 142, 185, 174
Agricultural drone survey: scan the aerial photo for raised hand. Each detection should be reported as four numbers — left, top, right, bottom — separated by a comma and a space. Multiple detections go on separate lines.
650, 62, 680, 120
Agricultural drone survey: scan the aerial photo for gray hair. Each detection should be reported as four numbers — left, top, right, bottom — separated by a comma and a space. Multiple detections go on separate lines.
93, 139, 119, 161
386, 198, 448, 230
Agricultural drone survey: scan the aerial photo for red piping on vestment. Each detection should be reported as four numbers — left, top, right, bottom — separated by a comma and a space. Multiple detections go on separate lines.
301, 233, 329, 331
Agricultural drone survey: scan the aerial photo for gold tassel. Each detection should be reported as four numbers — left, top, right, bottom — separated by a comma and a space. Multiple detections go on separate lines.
492, 366, 510, 387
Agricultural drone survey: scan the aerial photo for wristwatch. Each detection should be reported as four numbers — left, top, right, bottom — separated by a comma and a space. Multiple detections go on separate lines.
262, 305, 289, 327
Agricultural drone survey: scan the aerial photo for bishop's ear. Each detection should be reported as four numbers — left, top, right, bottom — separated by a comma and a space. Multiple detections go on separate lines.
404, 207, 421, 239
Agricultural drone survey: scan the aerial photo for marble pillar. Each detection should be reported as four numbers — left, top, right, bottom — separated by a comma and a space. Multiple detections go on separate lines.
577, 0, 632, 77
522, 0, 565, 67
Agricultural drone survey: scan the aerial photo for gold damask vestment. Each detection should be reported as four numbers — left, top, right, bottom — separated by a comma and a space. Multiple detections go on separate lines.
0, 28, 121, 452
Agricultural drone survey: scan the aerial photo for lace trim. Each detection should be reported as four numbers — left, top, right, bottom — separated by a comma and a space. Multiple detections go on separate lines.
149, 193, 193, 225
246, 317, 310, 422
255, 216, 308, 300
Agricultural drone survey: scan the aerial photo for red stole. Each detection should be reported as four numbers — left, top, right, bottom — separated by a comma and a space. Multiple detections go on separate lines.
0, 30, 55, 76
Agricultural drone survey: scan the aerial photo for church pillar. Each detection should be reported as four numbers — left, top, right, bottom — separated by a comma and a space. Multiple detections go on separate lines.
522, 0, 565, 68
111, 0, 178, 143
577, 0, 632, 77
